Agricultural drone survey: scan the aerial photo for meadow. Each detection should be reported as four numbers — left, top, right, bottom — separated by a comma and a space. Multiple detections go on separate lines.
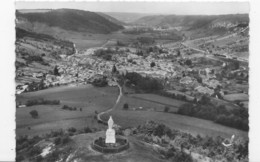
16, 85, 118, 136
104, 110, 248, 139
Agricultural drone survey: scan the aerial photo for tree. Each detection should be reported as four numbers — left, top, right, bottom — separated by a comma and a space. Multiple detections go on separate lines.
177, 50, 181, 56
199, 95, 211, 105
112, 64, 117, 74
29, 110, 38, 118
53, 65, 59, 76
150, 62, 156, 68
185, 59, 192, 66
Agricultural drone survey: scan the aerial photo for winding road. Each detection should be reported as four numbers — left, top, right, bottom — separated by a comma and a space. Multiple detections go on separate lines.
96, 81, 123, 124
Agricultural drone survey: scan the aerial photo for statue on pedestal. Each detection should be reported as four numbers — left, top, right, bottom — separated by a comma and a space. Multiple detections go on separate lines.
105, 116, 116, 144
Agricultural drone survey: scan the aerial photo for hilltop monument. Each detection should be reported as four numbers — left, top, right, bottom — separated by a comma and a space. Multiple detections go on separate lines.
105, 116, 116, 144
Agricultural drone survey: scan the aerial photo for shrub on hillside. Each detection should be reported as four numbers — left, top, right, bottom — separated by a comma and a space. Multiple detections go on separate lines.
61, 135, 71, 145
68, 127, 77, 133
54, 137, 61, 145
28, 146, 41, 156
164, 106, 170, 113
171, 151, 193, 162
150, 62, 156, 67
62, 105, 78, 111
83, 127, 92, 133
123, 103, 129, 110
29, 110, 38, 118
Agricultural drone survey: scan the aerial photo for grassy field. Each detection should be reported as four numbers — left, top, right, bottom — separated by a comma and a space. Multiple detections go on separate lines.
116, 95, 179, 113
16, 84, 248, 139
223, 93, 249, 102
117, 93, 188, 112
101, 93, 248, 139
104, 110, 248, 139
16, 85, 118, 136
130, 94, 187, 107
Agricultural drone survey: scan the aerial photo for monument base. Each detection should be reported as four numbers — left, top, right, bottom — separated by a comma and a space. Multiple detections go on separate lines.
91, 136, 129, 154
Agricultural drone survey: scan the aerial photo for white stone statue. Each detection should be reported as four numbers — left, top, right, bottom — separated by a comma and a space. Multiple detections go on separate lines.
105, 116, 116, 144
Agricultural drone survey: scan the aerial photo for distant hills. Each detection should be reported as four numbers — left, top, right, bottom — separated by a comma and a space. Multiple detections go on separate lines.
16, 9, 124, 34
97, 12, 127, 26
134, 14, 249, 30
103, 12, 152, 24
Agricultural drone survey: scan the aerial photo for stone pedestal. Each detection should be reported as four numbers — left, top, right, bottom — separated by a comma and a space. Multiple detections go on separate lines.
105, 116, 116, 144
105, 129, 115, 143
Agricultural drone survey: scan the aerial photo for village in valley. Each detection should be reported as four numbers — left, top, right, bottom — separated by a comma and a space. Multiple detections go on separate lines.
16, 26, 249, 109
15, 3, 249, 162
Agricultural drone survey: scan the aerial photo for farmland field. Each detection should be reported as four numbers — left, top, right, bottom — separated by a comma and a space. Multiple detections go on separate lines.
16, 85, 118, 136
129, 94, 187, 107
115, 93, 188, 113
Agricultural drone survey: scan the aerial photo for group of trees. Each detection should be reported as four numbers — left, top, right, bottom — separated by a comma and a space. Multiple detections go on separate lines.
26, 99, 60, 107
25, 55, 44, 64
136, 121, 248, 162
124, 72, 163, 93
158, 91, 188, 102
91, 76, 108, 87
25, 80, 46, 92
177, 96, 249, 131
94, 48, 117, 61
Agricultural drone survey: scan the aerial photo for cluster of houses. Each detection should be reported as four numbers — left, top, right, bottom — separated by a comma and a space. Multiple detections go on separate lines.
16, 40, 247, 104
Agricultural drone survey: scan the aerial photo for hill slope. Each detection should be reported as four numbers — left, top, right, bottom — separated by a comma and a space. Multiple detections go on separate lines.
97, 12, 126, 26
16, 9, 124, 34
103, 12, 152, 23
15, 27, 75, 86
134, 14, 249, 37
134, 14, 249, 28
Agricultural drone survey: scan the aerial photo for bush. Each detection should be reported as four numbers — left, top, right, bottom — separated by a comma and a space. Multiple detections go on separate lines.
28, 146, 41, 156
29, 110, 38, 118
150, 62, 156, 67
68, 127, 77, 133
61, 136, 71, 145
123, 103, 129, 110
53, 65, 60, 76
62, 105, 78, 111
164, 106, 170, 113
54, 137, 61, 145
45, 150, 60, 161
84, 127, 93, 133
49, 129, 64, 137
171, 151, 193, 162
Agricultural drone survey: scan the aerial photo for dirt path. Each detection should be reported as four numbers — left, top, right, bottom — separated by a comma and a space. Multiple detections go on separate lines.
96, 82, 123, 124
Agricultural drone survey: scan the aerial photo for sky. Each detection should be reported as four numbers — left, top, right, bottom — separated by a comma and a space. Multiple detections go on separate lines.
15, 1, 249, 15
